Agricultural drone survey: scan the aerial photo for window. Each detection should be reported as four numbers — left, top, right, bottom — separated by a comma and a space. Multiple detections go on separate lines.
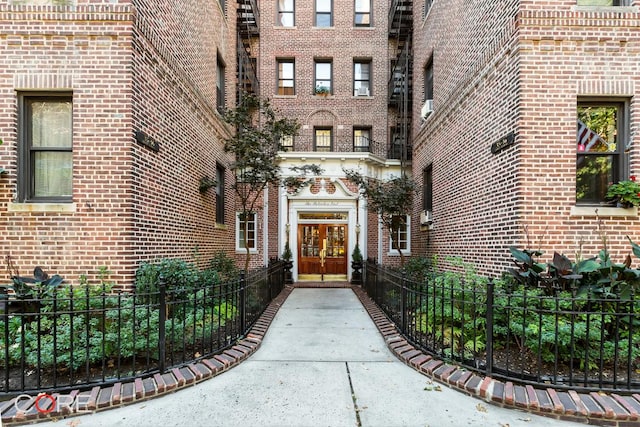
423, 165, 433, 211
389, 215, 410, 253
237, 212, 257, 251
353, 128, 371, 152
19, 94, 73, 202
314, 128, 332, 152
354, 0, 371, 26
217, 56, 225, 112
315, 0, 332, 27
277, 59, 295, 95
424, 58, 433, 101
278, 0, 295, 27
577, 0, 629, 5
353, 60, 371, 96
576, 101, 627, 204
280, 135, 294, 151
315, 60, 333, 94
216, 163, 225, 224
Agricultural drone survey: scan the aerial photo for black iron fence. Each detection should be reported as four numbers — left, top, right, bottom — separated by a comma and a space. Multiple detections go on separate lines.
0, 261, 284, 397
364, 260, 640, 394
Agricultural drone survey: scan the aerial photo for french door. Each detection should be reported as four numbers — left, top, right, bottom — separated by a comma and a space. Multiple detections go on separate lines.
298, 224, 347, 276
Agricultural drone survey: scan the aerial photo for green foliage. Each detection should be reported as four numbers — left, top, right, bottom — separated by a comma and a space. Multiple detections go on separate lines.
351, 243, 363, 263
414, 272, 487, 360
135, 258, 201, 294
344, 169, 415, 264
398, 253, 640, 374
606, 177, 640, 208
207, 251, 240, 282
507, 242, 640, 299
198, 176, 217, 193
222, 92, 322, 271
282, 241, 293, 261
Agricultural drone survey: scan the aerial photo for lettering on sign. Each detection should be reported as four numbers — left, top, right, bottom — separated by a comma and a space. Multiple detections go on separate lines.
135, 131, 160, 152
491, 132, 515, 155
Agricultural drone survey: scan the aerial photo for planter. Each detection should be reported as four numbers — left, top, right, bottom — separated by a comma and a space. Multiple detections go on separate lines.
283, 260, 294, 284
351, 261, 363, 285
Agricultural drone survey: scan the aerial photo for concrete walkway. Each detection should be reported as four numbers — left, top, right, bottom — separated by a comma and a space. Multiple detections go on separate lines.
33, 288, 584, 427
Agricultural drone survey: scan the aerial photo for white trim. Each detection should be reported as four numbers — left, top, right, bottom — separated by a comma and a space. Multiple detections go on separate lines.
570, 206, 638, 217
8, 202, 76, 213
235, 211, 258, 252
387, 214, 411, 255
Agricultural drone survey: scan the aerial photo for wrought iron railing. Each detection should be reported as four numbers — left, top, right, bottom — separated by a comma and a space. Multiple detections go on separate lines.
0, 261, 284, 397
363, 260, 640, 394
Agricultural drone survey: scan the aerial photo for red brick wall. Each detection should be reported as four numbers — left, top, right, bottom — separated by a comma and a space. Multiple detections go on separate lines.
412, 0, 640, 277
0, 1, 236, 288
258, 0, 391, 154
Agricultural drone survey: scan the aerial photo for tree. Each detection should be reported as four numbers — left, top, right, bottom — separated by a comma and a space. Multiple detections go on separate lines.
344, 169, 415, 265
222, 92, 321, 271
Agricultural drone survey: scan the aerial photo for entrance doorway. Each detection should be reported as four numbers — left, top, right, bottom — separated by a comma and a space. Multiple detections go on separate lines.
297, 224, 347, 280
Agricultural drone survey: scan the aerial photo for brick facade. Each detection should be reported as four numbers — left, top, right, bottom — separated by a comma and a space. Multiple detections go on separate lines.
0, 0, 235, 287
412, 0, 640, 276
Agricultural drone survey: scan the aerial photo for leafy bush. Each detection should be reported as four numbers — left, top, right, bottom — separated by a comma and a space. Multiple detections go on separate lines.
208, 251, 240, 281
135, 258, 201, 295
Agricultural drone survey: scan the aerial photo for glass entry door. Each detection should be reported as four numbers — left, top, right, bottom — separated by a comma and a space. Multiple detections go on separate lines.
298, 224, 347, 276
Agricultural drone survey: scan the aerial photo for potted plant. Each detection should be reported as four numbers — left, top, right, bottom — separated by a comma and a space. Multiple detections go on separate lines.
198, 176, 216, 193
351, 243, 363, 285
282, 241, 294, 284
314, 86, 330, 97
605, 176, 640, 208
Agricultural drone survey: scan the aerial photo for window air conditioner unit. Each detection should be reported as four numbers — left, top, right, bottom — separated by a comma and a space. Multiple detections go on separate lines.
421, 99, 434, 120
355, 87, 370, 96
420, 210, 433, 225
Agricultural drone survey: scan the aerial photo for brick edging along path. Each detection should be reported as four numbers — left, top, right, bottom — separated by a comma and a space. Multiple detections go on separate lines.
350, 286, 640, 427
2, 284, 640, 426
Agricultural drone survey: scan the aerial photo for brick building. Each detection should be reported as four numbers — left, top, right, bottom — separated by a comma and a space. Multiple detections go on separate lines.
249, 0, 412, 281
0, 0, 236, 287
412, 0, 640, 276
7, 0, 636, 286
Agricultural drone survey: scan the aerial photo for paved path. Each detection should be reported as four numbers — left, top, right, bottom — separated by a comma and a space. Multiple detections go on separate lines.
34, 288, 583, 427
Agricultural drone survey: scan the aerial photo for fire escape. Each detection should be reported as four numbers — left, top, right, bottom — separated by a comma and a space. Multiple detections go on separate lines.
388, 0, 413, 168
236, 0, 259, 102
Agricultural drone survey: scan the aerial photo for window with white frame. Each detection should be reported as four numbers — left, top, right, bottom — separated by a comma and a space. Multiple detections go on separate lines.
277, 59, 295, 95
315, 0, 332, 27
389, 215, 410, 254
18, 93, 73, 202
237, 212, 257, 251
278, 0, 295, 27
354, 0, 371, 26
576, 100, 628, 204
354, 60, 371, 96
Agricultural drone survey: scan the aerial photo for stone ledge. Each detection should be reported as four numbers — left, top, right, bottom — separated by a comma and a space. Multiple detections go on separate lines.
0, 285, 294, 426
351, 285, 640, 427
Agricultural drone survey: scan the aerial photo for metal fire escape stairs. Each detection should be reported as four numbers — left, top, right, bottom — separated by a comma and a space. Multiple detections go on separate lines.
236, 0, 260, 103
388, 0, 413, 174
